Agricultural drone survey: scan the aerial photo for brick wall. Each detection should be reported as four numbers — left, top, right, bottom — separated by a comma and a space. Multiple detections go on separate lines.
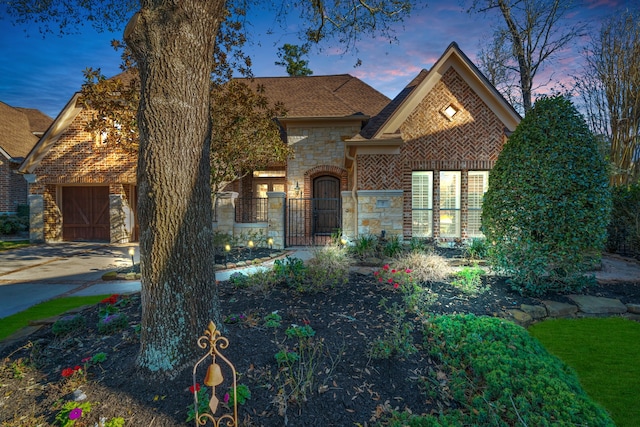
0, 161, 27, 213
356, 67, 507, 239
29, 110, 137, 191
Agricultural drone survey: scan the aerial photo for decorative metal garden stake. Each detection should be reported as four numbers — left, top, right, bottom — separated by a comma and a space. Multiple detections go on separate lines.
192, 321, 238, 426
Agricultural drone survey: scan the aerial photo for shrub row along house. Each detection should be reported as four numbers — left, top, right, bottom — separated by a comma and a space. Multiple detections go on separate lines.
17, 42, 520, 247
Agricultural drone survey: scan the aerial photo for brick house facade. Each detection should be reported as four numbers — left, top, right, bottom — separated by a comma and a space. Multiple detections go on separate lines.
18, 42, 520, 246
20, 94, 137, 242
345, 42, 520, 242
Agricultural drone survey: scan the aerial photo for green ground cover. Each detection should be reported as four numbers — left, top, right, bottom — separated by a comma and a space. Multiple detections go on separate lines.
0, 295, 110, 341
0, 240, 30, 251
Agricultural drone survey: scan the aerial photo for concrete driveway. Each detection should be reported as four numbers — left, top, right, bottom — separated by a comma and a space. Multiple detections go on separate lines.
0, 243, 139, 319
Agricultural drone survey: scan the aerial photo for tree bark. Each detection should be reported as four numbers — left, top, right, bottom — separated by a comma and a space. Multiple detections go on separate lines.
124, 0, 226, 377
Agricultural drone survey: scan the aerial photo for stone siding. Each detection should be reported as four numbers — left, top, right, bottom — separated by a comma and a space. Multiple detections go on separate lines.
286, 123, 360, 197
356, 190, 404, 238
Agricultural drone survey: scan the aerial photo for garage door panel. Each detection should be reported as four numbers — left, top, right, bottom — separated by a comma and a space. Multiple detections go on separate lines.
62, 187, 110, 241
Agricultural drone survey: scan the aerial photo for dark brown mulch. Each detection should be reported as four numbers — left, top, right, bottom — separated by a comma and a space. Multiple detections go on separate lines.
1, 260, 639, 426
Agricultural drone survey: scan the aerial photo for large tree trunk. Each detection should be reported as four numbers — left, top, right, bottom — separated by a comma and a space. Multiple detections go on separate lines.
124, 0, 226, 377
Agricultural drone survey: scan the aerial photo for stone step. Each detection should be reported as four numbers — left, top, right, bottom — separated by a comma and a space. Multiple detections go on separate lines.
507, 295, 635, 327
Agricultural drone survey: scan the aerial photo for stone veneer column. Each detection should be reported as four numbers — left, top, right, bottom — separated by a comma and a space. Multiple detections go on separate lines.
341, 191, 356, 241
267, 191, 286, 249
216, 192, 238, 236
109, 194, 131, 243
28, 194, 44, 243
356, 190, 404, 239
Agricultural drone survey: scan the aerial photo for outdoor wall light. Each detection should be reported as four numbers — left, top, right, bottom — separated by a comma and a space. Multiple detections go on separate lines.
268, 237, 274, 249
294, 181, 301, 196
248, 240, 254, 256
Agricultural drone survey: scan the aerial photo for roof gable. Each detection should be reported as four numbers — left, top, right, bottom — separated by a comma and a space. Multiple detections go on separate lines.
19, 93, 84, 173
359, 42, 521, 140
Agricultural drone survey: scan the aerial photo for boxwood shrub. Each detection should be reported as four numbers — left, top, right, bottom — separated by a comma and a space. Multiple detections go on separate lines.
382, 314, 615, 427
380, 314, 613, 426
482, 95, 611, 295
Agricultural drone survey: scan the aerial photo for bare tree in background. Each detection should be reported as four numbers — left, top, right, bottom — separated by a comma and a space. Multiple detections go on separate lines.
470, 0, 584, 112
476, 30, 521, 111
577, 10, 640, 186
4, 0, 416, 379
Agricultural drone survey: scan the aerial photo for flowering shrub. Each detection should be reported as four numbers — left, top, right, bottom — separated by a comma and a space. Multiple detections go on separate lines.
374, 264, 436, 315
374, 265, 414, 290
96, 312, 129, 335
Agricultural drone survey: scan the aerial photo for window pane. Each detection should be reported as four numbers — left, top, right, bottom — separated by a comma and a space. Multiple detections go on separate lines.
440, 210, 460, 237
440, 171, 460, 237
468, 171, 488, 237
412, 171, 433, 237
412, 210, 432, 237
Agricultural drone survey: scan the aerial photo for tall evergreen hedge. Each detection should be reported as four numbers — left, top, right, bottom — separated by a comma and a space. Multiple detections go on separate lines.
482, 96, 611, 295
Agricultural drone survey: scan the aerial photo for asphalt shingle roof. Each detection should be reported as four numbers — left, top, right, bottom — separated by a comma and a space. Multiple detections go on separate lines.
0, 102, 51, 159
241, 74, 390, 119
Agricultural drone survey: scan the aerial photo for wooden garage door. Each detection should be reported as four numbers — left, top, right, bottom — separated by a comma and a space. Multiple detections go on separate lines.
62, 186, 110, 241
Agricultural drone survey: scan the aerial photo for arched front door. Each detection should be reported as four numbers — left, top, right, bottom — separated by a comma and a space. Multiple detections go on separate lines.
312, 175, 341, 236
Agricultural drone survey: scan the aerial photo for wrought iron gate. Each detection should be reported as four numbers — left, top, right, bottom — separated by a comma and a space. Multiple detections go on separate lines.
286, 198, 341, 246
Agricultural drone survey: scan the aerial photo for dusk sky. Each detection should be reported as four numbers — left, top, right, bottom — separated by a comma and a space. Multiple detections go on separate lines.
0, 0, 633, 119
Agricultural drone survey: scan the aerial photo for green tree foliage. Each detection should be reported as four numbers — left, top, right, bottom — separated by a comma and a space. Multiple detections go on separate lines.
482, 95, 611, 295
607, 184, 640, 257
275, 43, 313, 76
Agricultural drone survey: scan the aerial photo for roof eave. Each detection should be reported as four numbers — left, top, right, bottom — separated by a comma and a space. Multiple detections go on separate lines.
19, 93, 84, 174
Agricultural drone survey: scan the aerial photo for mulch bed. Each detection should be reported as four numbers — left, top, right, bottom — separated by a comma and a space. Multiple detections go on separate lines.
1, 254, 639, 426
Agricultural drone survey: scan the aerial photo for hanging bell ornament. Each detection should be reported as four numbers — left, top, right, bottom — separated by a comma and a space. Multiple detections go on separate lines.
203, 362, 223, 387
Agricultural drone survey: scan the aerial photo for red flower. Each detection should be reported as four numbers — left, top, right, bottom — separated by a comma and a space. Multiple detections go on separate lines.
391, 269, 396, 273
189, 383, 201, 394
393, 283, 399, 289
74, 366, 82, 371
373, 271, 379, 276
61, 368, 74, 378
387, 278, 393, 283
81, 357, 91, 363
378, 278, 383, 283
405, 269, 412, 274
383, 264, 389, 271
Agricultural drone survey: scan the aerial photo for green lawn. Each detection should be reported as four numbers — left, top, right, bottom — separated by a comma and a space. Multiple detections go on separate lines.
0, 240, 30, 251
529, 317, 640, 427
0, 295, 110, 341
